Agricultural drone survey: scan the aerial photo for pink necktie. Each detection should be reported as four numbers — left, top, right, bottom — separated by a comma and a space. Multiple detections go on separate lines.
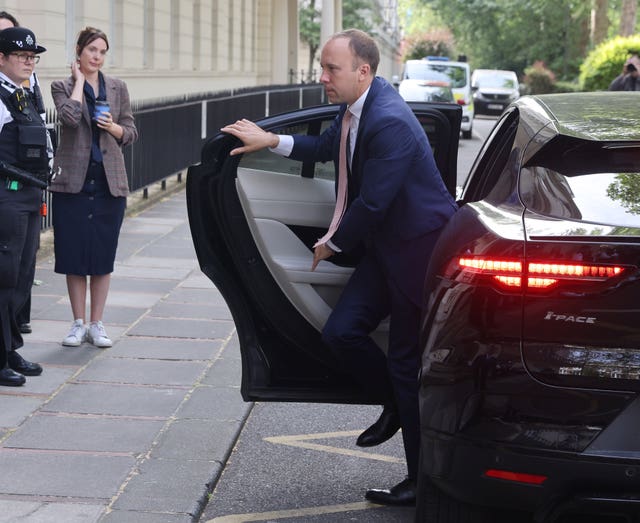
314, 109, 352, 247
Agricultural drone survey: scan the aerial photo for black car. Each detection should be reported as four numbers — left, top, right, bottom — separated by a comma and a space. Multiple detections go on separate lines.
186, 101, 460, 405
416, 92, 640, 522
187, 92, 640, 522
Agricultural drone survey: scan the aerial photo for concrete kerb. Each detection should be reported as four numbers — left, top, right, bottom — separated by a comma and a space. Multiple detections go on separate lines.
38, 172, 187, 261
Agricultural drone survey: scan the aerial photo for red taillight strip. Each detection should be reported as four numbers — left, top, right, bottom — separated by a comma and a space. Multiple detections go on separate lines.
459, 258, 522, 273
529, 262, 623, 280
458, 257, 625, 289
484, 468, 547, 485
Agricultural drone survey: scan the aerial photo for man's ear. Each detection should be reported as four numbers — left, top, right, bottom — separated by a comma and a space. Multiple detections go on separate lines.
358, 63, 371, 78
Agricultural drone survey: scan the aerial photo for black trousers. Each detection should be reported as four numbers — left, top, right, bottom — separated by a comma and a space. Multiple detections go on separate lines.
322, 255, 426, 479
0, 182, 40, 369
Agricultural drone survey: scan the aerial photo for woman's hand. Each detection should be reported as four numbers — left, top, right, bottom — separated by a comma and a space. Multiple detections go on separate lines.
71, 60, 85, 84
96, 111, 124, 140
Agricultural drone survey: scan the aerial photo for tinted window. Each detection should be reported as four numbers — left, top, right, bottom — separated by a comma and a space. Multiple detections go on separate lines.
521, 168, 640, 228
238, 120, 335, 180
237, 114, 447, 183
474, 73, 517, 89
521, 139, 640, 227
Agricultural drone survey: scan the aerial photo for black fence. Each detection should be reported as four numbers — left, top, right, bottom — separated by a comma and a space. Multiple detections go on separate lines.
42, 83, 325, 230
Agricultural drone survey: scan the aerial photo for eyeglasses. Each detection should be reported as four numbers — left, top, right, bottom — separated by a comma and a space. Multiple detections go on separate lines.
10, 53, 40, 64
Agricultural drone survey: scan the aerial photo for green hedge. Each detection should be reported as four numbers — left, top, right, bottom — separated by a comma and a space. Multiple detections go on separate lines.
580, 35, 640, 91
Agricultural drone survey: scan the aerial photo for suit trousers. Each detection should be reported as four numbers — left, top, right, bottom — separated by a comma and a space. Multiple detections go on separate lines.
322, 249, 424, 480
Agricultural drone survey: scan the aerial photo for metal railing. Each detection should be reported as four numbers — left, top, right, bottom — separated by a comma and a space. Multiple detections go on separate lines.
42, 83, 325, 230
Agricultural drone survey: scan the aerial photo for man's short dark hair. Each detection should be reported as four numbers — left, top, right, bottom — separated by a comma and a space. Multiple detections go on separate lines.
332, 29, 380, 75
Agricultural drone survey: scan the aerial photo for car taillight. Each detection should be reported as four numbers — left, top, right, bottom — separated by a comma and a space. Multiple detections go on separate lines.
484, 468, 547, 485
458, 257, 625, 290
456, 99, 467, 106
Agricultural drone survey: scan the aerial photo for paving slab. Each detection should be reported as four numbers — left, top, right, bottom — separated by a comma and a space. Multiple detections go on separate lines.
0, 449, 134, 498
4, 415, 164, 453
112, 457, 220, 513
77, 358, 208, 386
107, 337, 223, 361
42, 382, 188, 417
128, 317, 234, 340
0, 500, 104, 523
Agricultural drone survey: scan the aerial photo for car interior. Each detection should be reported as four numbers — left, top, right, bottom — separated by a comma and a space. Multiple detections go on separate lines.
230, 107, 459, 352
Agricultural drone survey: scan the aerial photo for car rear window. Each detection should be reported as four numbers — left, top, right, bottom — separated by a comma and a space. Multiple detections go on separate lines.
520, 139, 640, 228
475, 73, 517, 89
405, 62, 467, 88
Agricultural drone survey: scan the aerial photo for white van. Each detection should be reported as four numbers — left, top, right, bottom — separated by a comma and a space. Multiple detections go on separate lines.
399, 57, 474, 139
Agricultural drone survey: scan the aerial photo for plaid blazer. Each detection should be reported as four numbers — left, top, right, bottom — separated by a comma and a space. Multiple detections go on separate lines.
49, 74, 138, 197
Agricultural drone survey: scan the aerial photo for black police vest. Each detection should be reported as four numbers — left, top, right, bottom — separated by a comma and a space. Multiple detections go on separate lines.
0, 86, 49, 174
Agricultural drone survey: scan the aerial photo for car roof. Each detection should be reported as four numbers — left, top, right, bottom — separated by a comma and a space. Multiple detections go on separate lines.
519, 92, 640, 142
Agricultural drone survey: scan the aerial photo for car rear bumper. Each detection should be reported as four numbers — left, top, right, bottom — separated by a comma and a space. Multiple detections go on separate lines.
421, 432, 640, 519
474, 99, 508, 115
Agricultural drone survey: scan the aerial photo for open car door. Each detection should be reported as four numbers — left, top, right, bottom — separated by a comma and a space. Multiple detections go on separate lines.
186, 102, 461, 404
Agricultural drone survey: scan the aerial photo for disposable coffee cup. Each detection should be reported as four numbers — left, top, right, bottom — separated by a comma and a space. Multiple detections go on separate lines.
94, 100, 110, 120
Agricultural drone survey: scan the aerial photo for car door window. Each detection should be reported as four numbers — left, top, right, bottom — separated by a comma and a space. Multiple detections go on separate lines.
237, 120, 336, 180
462, 109, 519, 203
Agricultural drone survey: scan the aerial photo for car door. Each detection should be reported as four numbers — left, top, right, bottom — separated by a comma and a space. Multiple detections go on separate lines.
187, 102, 461, 404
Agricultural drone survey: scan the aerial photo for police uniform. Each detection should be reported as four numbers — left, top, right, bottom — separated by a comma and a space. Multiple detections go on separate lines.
0, 27, 48, 386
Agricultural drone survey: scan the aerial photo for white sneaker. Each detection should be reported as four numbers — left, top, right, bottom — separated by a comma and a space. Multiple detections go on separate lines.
62, 319, 86, 347
87, 321, 112, 348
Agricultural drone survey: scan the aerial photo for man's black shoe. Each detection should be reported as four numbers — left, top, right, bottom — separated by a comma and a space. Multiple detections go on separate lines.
356, 406, 400, 447
19, 323, 32, 334
8, 351, 42, 376
0, 367, 26, 386
365, 477, 416, 506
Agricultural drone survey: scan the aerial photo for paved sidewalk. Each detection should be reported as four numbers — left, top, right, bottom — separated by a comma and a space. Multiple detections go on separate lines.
0, 185, 251, 522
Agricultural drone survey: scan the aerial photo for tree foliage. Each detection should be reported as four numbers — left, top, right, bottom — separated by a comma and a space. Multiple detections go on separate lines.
343, 0, 382, 33
417, 0, 592, 80
607, 173, 640, 216
298, 0, 380, 81
402, 29, 455, 60
580, 34, 640, 90
299, 0, 321, 81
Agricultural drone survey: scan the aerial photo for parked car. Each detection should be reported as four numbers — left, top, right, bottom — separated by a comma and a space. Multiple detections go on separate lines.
187, 92, 640, 523
416, 92, 640, 522
400, 57, 474, 139
471, 68, 520, 116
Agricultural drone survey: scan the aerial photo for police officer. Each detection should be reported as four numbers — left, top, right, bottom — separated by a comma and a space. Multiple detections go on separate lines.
0, 27, 48, 386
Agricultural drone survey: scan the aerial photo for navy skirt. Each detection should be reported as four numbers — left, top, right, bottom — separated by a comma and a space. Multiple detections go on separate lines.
52, 162, 126, 276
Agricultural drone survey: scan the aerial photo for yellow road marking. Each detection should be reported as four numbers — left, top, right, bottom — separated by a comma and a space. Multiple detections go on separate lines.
207, 501, 382, 522
264, 430, 405, 464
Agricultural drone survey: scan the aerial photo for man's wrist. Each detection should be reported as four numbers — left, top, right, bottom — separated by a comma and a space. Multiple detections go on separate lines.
268, 132, 279, 148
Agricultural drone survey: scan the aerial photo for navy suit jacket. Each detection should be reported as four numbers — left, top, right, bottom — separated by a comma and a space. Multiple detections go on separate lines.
290, 77, 458, 305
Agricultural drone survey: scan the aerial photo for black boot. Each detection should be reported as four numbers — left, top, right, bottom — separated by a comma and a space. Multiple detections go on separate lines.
0, 367, 26, 386
8, 351, 42, 376
365, 477, 416, 506
356, 405, 400, 447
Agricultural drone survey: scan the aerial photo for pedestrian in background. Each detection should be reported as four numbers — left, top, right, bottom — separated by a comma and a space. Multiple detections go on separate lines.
609, 54, 640, 91
0, 26, 49, 386
50, 27, 138, 349
0, 11, 48, 336
222, 29, 458, 505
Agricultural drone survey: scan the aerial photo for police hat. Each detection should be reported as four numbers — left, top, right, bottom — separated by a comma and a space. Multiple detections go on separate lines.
0, 27, 46, 55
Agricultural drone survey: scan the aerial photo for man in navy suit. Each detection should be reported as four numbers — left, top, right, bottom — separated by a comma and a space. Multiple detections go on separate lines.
222, 29, 458, 505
